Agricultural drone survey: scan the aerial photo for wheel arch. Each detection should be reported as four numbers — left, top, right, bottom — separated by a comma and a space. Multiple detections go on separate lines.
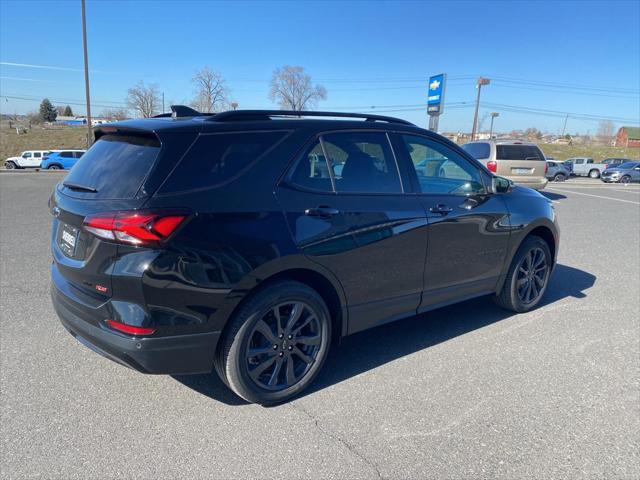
215, 259, 348, 350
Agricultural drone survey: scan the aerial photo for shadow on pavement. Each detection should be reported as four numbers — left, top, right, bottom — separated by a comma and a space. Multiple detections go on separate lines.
542, 191, 567, 200
173, 263, 595, 405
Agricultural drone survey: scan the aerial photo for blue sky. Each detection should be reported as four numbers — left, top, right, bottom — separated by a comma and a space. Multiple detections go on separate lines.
1, 0, 639, 133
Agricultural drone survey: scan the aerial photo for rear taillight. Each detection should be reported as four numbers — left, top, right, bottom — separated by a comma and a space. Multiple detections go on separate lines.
487, 160, 497, 173
84, 210, 188, 246
544, 162, 548, 174
604, 164, 608, 169
105, 319, 156, 336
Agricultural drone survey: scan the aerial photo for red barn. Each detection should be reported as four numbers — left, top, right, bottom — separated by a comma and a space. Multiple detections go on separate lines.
615, 126, 640, 148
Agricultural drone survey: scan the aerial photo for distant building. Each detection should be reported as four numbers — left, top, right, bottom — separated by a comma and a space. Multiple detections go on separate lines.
615, 126, 640, 148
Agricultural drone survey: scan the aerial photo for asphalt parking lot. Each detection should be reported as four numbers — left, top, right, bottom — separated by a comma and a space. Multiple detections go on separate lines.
1, 172, 639, 479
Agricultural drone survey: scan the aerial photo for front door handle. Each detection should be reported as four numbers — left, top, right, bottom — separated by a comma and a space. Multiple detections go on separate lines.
304, 206, 340, 218
429, 204, 454, 215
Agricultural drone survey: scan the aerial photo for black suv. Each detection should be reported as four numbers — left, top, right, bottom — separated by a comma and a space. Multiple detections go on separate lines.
50, 108, 559, 404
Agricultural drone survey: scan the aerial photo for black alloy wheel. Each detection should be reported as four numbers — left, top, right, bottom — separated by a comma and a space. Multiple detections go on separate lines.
245, 301, 322, 390
515, 247, 549, 306
216, 280, 331, 404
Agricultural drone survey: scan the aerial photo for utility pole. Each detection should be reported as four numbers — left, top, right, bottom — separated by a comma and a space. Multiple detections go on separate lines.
471, 77, 490, 141
561, 113, 569, 136
81, 0, 92, 147
489, 112, 499, 138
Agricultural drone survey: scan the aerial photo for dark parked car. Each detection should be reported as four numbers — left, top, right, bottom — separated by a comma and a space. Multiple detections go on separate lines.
601, 161, 640, 183
50, 107, 559, 404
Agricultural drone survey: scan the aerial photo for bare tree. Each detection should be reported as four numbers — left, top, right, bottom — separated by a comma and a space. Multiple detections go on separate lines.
100, 107, 130, 121
596, 120, 615, 144
269, 65, 327, 110
191, 67, 229, 113
126, 81, 160, 118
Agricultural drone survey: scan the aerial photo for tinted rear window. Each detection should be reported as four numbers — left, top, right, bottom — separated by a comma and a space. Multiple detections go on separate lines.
496, 145, 544, 161
61, 134, 160, 199
159, 131, 288, 193
461, 142, 491, 160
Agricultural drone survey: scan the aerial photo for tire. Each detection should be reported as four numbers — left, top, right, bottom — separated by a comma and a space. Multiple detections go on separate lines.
588, 169, 600, 179
553, 173, 566, 182
47, 164, 61, 170
620, 175, 631, 185
5, 161, 16, 170
495, 235, 552, 313
215, 281, 332, 404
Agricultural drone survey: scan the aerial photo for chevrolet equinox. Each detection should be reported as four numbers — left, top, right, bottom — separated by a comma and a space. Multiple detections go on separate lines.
50, 107, 559, 404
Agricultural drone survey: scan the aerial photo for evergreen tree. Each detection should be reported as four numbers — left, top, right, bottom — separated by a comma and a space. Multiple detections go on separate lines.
39, 98, 58, 122
63, 105, 73, 116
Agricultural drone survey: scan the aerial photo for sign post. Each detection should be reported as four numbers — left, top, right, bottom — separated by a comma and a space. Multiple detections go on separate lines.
427, 73, 446, 132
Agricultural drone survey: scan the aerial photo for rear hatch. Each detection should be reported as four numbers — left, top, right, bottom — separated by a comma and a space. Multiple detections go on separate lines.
50, 132, 162, 306
495, 144, 546, 181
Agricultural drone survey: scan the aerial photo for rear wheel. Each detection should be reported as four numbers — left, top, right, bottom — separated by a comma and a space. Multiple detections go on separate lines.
588, 169, 600, 179
495, 236, 552, 312
620, 175, 631, 184
215, 281, 331, 404
5, 161, 16, 170
47, 164, 61, 170
553, 173, 566, 182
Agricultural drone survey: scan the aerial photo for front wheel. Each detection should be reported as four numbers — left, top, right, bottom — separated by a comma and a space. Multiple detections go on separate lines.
620, 175, 632, 184
47, 164, 61, 170
215, 281, 331, 404
5, 161, 16, 170
495, 236, 552, 312
589, 169, 600, 179
553, 173, 566, 182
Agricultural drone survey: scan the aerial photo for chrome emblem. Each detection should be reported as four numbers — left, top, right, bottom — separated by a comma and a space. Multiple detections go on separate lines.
52, 207, 61, 218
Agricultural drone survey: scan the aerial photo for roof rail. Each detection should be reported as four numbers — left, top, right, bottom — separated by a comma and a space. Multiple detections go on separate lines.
153, 105, 215, 119
208, 110, 415, 126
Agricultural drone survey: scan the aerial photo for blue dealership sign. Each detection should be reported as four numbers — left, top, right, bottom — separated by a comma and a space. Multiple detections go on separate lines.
427, 73, 447, 116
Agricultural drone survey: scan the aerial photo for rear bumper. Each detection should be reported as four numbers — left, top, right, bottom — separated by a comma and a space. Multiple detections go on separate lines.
51, 284, 220, 375
506, 177, 548, 190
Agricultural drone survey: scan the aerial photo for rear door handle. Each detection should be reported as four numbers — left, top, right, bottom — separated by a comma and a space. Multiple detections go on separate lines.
304, 206, 340, 218
429, 204, 454, 215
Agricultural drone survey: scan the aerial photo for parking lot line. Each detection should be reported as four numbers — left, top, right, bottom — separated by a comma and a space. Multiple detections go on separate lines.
546, 187, 640, 205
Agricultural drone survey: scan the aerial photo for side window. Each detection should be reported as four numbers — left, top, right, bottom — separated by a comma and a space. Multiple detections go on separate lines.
321, 131, 401, 193
587, 159, 594, 164
159, 131, 288, 193
61, 151, 73, 158
289, 140, 334, 192
575, 159, 584, 165
34, 152, 42, 158
401, 135, 486, 195
23, 152, 32, 158
75, 152, 84, 158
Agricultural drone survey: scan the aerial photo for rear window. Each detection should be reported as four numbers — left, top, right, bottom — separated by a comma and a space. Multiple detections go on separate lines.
461, 142, 491, 160
496, 145, 544, 161
159, 131, 288, 194
61, 134, 160, 199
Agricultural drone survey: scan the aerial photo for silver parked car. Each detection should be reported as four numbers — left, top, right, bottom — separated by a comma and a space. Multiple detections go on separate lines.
546, 160, 571, 182
601, 161, 640, 184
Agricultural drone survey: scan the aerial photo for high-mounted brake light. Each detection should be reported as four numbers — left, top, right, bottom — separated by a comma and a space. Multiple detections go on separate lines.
105, 319, 156, 336
487, 160, 498, 173
84, 210, 187, 246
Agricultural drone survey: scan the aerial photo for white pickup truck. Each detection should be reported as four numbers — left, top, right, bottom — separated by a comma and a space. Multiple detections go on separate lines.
4, 150, 50, 169
564, 157, 608, 178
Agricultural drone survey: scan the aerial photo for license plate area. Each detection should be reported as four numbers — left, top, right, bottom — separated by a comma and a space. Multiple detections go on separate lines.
512, 167, 533, 175
59, 223, 79, 257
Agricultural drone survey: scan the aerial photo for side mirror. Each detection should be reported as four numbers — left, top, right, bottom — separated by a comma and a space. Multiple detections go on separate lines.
492, 176, 513, 194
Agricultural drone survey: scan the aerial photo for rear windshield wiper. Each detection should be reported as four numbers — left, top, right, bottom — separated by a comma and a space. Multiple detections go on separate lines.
63, 181, 98, 193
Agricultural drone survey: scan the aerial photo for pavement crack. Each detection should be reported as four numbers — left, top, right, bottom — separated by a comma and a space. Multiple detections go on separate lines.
289, 402, 384, 480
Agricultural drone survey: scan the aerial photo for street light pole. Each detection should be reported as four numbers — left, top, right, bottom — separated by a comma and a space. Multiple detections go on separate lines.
489, 112, 499, 139
471, 77, 490, 141
80, 0, 92, 147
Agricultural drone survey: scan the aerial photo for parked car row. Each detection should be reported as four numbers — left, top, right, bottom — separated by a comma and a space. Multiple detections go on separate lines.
4, 150, 85, 170
601, 161, 640, 184
562, 157, 637, 179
